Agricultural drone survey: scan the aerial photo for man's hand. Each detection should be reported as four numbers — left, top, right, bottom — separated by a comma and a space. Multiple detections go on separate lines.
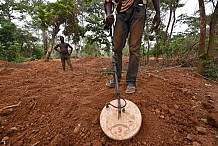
104, 14, 114, 29
152, 13, 160, 29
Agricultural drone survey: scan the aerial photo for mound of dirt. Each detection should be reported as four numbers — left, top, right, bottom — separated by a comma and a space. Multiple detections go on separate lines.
0, 57, 218, 146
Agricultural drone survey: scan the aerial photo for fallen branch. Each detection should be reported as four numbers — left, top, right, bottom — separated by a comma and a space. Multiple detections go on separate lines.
147, 73, 168, 81
139, 65, 183, 76
0, 101, 21, 112
32, 141, 40, 146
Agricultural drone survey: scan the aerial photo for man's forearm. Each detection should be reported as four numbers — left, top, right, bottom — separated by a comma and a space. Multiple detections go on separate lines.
104, 0, 113, 15
54, 48, 59, 53
152, 0, 160, 14
54, 45, 60, 53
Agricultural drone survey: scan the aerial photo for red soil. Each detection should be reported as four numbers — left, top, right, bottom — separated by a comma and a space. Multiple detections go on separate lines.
0, 56, 217, 146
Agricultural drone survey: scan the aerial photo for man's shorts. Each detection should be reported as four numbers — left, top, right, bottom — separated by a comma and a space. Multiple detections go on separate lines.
61, 54, 70, 60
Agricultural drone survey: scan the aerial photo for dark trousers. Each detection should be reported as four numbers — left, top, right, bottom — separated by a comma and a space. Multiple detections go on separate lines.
114, 5, 146, 86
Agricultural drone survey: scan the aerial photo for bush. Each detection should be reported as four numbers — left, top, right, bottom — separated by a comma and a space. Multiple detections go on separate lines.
5, 42, 23, 62
81, 43, 98, 56
32, 45, 44, 59
0, 43, 6, 60
203, 60, 218, 80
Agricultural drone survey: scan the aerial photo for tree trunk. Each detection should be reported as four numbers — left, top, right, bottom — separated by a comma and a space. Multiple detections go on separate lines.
207, 2, 218, 60
42, 31, 48, 55
165, 0, 173, 33
144, 18, 150, 65
146, 38, 150, 65
44, 37, 56, 62
165, 6, 176, 58
155, 29, 160, 60
44, 26, 60, 61
169, 7, 176, 42
162, 0, 173, 55
197, 0, 206, 74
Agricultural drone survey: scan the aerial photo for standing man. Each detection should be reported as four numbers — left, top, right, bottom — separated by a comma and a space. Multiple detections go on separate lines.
54, 36, 74, 75
104, 0, 160, 94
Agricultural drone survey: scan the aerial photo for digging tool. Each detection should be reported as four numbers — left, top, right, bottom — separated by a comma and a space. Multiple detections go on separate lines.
100, 13, 142, 140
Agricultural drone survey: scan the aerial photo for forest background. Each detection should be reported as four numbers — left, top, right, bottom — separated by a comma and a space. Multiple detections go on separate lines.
0, 0, 217, 80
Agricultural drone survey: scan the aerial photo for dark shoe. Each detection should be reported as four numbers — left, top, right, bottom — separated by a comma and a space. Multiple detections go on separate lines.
125, 83, 136, 94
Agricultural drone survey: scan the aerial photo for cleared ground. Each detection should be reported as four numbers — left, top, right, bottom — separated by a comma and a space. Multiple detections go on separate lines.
0, 56, 217, 146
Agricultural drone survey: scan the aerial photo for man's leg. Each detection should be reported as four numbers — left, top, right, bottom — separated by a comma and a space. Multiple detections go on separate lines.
106, 12, 129, 87
61, 57, 66, 73
126, 6, 146, 92
113, 13, 129, 81
66, 57, 73, 73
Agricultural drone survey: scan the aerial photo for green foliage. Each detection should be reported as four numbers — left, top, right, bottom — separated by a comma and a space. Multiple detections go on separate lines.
0, 16, 41, 62
0, 43, 5, 60
32, 0, 78, 30
0, 18, 24, 62
203, 60, 218, 80
84, 0, 93, 3
84, 0, 111, 55
149, 34, 198, 58
169, 35, 198, 57
81, 43, 99, 56
32, 45, 44, 60
5, 42, 23, 62
0, 0, 216, 69
0, 20, 17, 46
32, 0, 83, 50
63, 18, 85, 43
